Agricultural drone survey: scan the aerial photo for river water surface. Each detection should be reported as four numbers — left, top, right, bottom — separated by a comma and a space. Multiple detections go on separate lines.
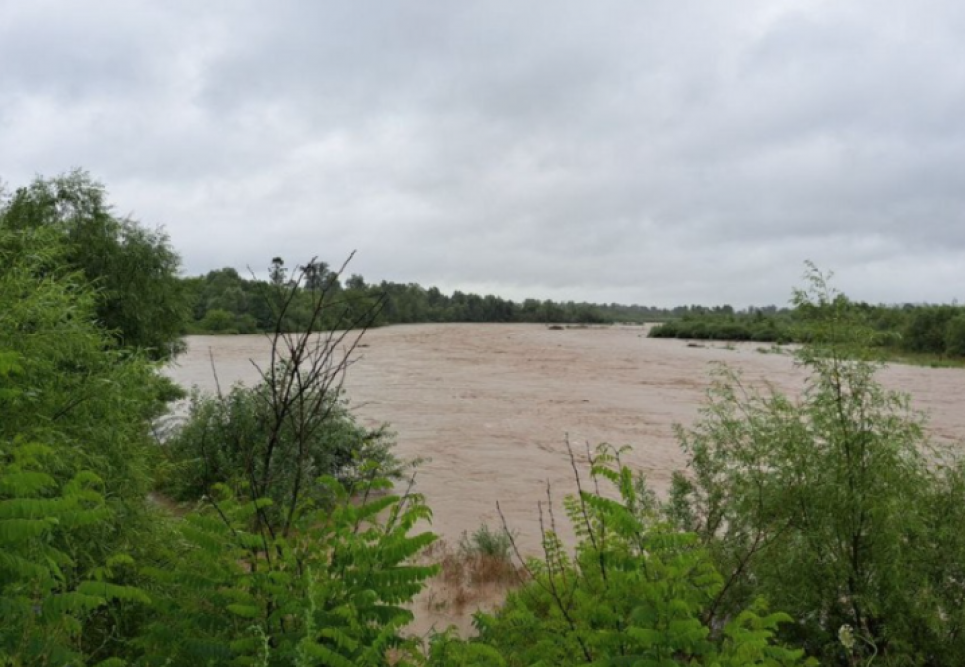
163, 323, 965, 634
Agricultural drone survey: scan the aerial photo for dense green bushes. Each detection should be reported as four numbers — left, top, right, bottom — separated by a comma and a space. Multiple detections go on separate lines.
162, 381, 399, 518
0, 226, 167, 662
649, 291, 965, 361
1, 208, 435, 665
649, 313, 794, 343
664, 270, 965, 665
900, 305, 965, 357
137, 477, 438, 666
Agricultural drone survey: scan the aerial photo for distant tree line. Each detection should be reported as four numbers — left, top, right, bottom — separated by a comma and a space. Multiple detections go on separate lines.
180, 259, 699, 333
187, 259, 965, 362
648, 306, 795, 343
650, 298, 965, 360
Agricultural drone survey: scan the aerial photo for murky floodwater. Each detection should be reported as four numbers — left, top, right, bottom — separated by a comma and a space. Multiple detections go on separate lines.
163, 323, 965, 634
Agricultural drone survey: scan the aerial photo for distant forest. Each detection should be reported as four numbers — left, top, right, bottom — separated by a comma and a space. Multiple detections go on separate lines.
180, 256, 723, 332
648, 301, 965, 361
184, 257, 965, 360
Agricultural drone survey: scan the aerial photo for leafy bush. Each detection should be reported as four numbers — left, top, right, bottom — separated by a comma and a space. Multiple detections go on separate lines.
139, 476, 438, 666
162, 381, 399, 516
1, 170, 189, 361
198, 307, 238, 333
459, 523, 513, 561
430, 445, 810, 666
0, 437, 150, 664
668, 267, 965, 665
944, 313, 965, 358
649, 315, 793, 344
0, 226, 161, 663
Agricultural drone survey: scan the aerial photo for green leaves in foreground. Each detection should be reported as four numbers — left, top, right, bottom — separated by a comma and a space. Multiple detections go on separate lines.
0, 436, 150, 665
430, 444, 811, 667
139, 476, 438, 666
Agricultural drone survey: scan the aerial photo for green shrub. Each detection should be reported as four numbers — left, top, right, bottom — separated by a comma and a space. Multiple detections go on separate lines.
459, 523, 513, 561
162, 380, 399, 517
430, 445, 810, 666
0, 227, 160, 663
0, 437, 150, 664
944, 313, 965, 357
198, 307, 237, 332
668, 267, 965, 665
140, 476, 438, 666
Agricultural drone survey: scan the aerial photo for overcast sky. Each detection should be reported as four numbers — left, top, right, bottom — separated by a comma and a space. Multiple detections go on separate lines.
2, 1, 964, 307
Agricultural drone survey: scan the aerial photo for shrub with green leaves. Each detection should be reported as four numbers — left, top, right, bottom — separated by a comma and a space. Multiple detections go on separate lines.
139, 475, 438, 666
430, 444, 810, 666
0, 437, 151, 665
668, 266, 965, 665
459, 523, 513, 561
0, 225, 172, 664
162, 380, 399, 519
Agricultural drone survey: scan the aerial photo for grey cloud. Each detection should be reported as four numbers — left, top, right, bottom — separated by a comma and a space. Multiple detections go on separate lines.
2, 1, 965, 307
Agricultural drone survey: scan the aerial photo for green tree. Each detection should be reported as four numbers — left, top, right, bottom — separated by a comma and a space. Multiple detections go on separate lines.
903, 305, 957, 356
943, 312, 965, 357
198, 307, 238, 333
0, 170, 188, 360
145, 258, 435, 666
668, 266, 965, 665
0, 225, 163, 663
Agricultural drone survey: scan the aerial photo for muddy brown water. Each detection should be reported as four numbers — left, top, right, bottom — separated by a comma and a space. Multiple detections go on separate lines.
163, 323, 965, 635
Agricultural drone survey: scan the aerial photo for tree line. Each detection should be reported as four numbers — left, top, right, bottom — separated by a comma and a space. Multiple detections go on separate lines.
184, 264, 802, 334
181, 261, 687, 333
4, 171, 965, 665
650, 293, 965, 360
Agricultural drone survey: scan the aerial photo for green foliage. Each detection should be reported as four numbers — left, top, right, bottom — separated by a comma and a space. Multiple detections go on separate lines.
431, 444, 809, 666
162, 381, 399, 520
0, 224, 171, 664
0, 437, 149, 665
459, 523, 514, 561
668, 265, 965, 665
941, 313, 965, 358
165, 257, 402, 540
901, 305, 956, 355
181, 259, 384, 335
648, 267, 965, 363
182, 256, 668, 333
0, 225, 171, 551
1, 219, 440, 665
143, 257, 443, 665
199, 308, 242, 333
139, 476, 438, 666
8, 177, 965, 667
650, 312, 794, 344
0, 170, 188, 360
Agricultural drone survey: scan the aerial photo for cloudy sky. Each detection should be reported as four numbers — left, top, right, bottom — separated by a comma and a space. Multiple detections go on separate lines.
2, 1, 964, 307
